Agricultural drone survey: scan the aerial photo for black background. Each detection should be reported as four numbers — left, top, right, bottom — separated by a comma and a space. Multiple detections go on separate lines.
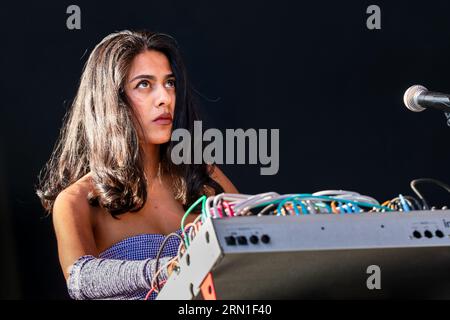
0, 0, 449, 299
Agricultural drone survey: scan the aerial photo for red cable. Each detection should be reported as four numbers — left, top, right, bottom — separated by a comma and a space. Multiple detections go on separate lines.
217, 206, 224, 218
145, 280, 167, 300
223, 200, 234, 217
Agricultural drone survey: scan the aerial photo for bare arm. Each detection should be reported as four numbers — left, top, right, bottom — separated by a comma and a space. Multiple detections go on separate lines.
209, 165, 239, 194
52, 187, 171, 300
52, 188, 99, 280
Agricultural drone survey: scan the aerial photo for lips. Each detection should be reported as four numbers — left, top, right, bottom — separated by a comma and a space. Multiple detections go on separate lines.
153, 112, 173, 125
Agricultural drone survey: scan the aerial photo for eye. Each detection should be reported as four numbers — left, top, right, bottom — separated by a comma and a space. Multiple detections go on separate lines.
136, 80, 150, 89
165, 79, 176, 88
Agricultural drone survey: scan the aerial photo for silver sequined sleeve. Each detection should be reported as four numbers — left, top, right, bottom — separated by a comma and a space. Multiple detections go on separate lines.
67, 255, 173, 300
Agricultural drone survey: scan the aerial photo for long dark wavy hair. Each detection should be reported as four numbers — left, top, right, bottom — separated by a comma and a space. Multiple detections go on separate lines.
36, 30, 223, 217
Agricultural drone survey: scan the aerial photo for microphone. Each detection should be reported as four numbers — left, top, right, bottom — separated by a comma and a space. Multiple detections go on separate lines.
403, 85, 450, 112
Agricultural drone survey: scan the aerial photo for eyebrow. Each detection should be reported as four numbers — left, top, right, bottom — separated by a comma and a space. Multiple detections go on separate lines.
129, 73, 175, 83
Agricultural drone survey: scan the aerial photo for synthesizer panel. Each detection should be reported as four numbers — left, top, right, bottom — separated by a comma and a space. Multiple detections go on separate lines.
157, 210, 450, 299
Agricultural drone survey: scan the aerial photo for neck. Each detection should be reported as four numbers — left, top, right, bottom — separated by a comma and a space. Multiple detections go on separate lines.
142, 143, 161, 183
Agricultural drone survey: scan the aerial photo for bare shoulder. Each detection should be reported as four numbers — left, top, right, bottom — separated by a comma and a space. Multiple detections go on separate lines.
53, 173, 95, 223
208, 165, 239, 194
53, 173, 99, 279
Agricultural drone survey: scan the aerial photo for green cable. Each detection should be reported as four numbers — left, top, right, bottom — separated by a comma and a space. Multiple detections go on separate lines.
202, 196, 207, 220
181, 195, 207, 247
315, 201, 332, 213
271, 194, 392, 214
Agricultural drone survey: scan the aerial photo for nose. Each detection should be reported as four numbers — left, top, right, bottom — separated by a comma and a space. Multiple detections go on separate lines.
155, 85, 172, 108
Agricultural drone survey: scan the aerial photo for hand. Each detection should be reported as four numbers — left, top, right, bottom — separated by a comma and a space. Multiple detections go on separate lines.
167, 260, 178, 277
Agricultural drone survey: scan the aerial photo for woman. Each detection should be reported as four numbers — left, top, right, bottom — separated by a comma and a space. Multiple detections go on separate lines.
36, 30, 238, 300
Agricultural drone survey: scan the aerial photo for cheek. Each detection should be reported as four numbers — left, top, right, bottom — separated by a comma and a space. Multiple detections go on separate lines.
129, 96, 151, 123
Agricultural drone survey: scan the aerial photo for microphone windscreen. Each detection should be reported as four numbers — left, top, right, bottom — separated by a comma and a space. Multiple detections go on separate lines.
403, 84, 428, 112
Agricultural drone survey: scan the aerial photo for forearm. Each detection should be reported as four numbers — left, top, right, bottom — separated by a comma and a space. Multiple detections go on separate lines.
67, 255, 172, 300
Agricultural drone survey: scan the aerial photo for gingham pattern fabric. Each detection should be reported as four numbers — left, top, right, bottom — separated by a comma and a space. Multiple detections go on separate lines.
99, 229, 183, 261
67, 229, 183, 300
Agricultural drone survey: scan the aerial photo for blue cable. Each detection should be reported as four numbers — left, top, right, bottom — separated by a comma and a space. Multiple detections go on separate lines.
298, 200, 309, 215
338, 202, 344, 214
290, 201, 301, 216
271, 194, 392, 216
315, 201, 332, 213
399, 194, 410, 212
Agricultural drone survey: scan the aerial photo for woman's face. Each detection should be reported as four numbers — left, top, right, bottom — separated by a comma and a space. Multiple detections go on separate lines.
124, 49, 176, 145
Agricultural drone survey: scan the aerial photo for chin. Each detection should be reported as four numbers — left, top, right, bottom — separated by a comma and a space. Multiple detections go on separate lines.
148, 135, 172, 145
